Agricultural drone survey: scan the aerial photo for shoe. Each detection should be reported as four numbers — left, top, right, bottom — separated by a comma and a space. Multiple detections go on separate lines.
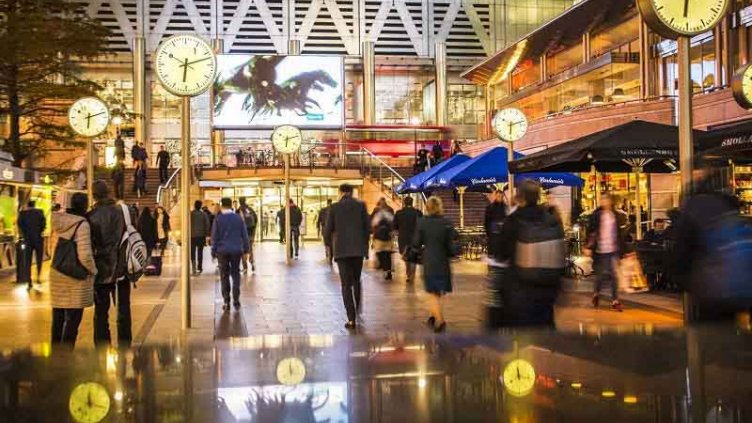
611, 301, 623, 312
385, 271, 392, 280
426, 316, 436, 328
344, 321, 357, 330
592, 294, 599, 308
241, 268, 248, 274
434, 321, 447, 333
222, 303, 231, 312
251, 263, 256, 272
197, 269, 203, 275
233, 301, 241, 310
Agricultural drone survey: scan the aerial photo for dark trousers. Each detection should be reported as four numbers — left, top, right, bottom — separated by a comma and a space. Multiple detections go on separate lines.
114, 178, 124, 199
159, 166, 169, 184
336, 257, 363, 322
51, 308, 83, 347
594, 253, 619, 301
287, 227, 300, 256
376, 251, 392, 272
190, 237, 205, 271
498, 273, 556, 327
218, 253, 241, 304
28, 240, 43, 284
94, 279, 132, 347
241, 228, 255, 271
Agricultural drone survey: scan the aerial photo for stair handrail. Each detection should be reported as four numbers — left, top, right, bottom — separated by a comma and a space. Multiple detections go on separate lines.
359, 147, 427, 206
156, 166, 181, 209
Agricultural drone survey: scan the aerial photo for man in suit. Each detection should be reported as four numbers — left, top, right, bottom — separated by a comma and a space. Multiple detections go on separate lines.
324, 184, 370, 330
394, 196, 422, 282
156, 145, 171, 184
18, 200, 46, 289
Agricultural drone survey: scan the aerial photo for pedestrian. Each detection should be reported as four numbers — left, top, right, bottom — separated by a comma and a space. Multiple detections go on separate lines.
432, 142, 444, 164
49, 192, 97, 348
585, 192, 627, 312
155, 206, 170, 255
137, 207, 158, 258
394, 196, 422, 282
212, 197, 249, 311
191, 200, 211, 275
412, 196, 458, 333
277, 208, 285, 243
673, 169, 752, 321
112, 162, 124, 200
114, 135, 125, 163
484, 189, 507, 261
87, 180, 129, 347
18, 200, 46, 289
202, 205, 215, 233
494, 180, 565, 327
157, 145, 170, 185
236, 197, 258, 272
288, 199, 303, 258
317, 199, 333, 264
134, 165, 146, 198
371, 198, 395, 280
324, 184, 370, 330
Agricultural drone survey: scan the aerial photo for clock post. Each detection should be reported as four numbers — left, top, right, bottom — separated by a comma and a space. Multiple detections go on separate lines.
285, 153, 292, 264
180, 96, 192, 329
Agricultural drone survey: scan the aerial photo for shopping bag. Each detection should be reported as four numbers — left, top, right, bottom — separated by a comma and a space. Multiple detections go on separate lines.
617, 252, 649, 293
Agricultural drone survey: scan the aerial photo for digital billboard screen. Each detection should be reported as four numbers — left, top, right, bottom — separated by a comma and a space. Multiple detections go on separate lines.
213, 55, 344, 129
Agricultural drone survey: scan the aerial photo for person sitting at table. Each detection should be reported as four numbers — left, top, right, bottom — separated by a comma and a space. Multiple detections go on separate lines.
643, 219, 668, 244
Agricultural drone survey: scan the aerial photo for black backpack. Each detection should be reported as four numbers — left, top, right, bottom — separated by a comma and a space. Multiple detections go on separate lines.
514, 209, 565, 287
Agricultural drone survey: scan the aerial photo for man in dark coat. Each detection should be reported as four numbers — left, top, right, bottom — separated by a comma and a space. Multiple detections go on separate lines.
394, 196, 422, 282
112, 162, 124, 200
87, 180, 129, 346
288, 200, 303, 258
316, 199, 333, 264
484, 190, 506, 259
324, 184, 370, 330
18, 200, 46, 288
191, 200, 211, 275
156, 145, 170, 184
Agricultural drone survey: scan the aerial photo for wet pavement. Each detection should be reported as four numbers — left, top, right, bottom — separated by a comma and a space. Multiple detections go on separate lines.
0, 326, 750, 422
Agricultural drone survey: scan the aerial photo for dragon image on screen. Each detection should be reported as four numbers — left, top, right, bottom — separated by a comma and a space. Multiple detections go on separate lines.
213, 55, 344, 128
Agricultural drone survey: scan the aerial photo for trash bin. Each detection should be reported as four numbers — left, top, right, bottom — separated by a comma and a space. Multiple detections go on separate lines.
15, 239, 32, 284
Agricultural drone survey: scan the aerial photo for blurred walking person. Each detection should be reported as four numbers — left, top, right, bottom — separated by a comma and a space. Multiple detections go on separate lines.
49, 193, 97, 348
495, 181, 565, 326
236, 197, 258, 272
287, 199, 303, 258
18, 200, 46, 289
155, 206, 170, 255
191, 200, 211, 275
112, 162, 124, 200
316, 199, 333, 264
156, 145, 170, 184
412, 196, 458, 333
586, 192, 627, 312
371, 198, 395, 280
212, 197, 249, 311
394, 196, 422, 282
325, 184, 370, 330
137, 207, 158, 259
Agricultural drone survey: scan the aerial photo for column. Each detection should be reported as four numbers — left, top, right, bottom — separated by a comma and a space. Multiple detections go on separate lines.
288, 39, 301, 55
133, 37, 147, 148
582, 32, 591, 64
362, 41, 376, 125
639, 19, 651, 99
435, 42, 447, 127
210, 38, 224, 167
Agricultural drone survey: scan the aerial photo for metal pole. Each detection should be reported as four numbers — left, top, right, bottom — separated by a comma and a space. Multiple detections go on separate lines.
592, 164, 600, 210
210, 38, 224, 168
634, 167, 642, 240
285, 154, 292, 264
678, 36, 694, 324
87, 140, 94, 203
133, 37, 147, 147
435, 42, 448, 126
181, 96, 192, 330
363, 41, 376, 125
457, 186, 466, 228
507, 143, 515, 199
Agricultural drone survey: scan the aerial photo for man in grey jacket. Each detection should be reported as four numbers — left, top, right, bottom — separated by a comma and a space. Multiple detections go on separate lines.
190, 200, 211, 274
324, 184, 370, 330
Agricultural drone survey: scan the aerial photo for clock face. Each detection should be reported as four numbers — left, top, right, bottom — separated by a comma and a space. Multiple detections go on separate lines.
276, 357, 306, 385
69, 382, 111, 423
271, 125, 303, 155
638, 0, 728, 39
155, 34, 217, 97
732, 64, 752, 109
502, 359, 536, 398
492, 108, 528, 142
69, 97, 110, 137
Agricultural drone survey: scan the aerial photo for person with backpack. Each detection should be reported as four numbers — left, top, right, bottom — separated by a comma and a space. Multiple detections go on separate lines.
585, 192, 628, 312
191, 200, 211, 275
394, 196, 422, 282
495, 180, 565, 327
87, 180, 130, 346
212, 197, 249, 311
49, 193, 97, 348
371, 198, 395, 280
673, 169, 752, 321
412, 196, 458, 333
236, 197, 258, 272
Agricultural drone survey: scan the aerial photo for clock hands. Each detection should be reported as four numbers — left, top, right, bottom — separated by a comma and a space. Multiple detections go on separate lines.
182, 58, 189, 82
683, 0, 690, 18
186, 56, 212, 66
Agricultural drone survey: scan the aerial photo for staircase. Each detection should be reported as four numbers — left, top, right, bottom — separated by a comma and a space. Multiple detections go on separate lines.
96, 167, 168, 207
434, 190, 488, 228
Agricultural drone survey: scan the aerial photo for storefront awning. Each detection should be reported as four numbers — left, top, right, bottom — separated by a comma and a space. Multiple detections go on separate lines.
461, 0, 636, 85
698, 119, 752, 164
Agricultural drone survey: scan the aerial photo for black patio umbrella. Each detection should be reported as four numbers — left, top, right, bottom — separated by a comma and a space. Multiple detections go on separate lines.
509, 120, 704, 238
698, 119, 752, 165
509, 120, 701, 174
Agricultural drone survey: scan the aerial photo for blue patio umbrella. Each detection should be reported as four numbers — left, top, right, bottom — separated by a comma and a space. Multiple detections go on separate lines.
394, 154, 470, 194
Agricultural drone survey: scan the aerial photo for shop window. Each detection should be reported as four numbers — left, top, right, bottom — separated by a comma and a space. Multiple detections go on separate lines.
547, 43, 582, 77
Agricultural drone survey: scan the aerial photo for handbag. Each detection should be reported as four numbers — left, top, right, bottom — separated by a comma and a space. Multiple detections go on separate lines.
52, 221, 89, 280
402, 245, 423, 264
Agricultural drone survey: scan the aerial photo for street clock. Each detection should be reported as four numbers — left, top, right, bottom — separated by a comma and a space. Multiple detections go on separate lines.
271, 125, 303, 155
68, 97, 110, 137
492, 108, 528, 142
154, 34, 217, 97
637, 0, 729, 39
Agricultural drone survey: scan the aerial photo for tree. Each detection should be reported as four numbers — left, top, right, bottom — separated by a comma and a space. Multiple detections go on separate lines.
0, 0, 110, 167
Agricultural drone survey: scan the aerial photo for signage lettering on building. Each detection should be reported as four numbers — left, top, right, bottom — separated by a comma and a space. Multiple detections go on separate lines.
470, 177, 497, 185
720, 135, 752, 148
